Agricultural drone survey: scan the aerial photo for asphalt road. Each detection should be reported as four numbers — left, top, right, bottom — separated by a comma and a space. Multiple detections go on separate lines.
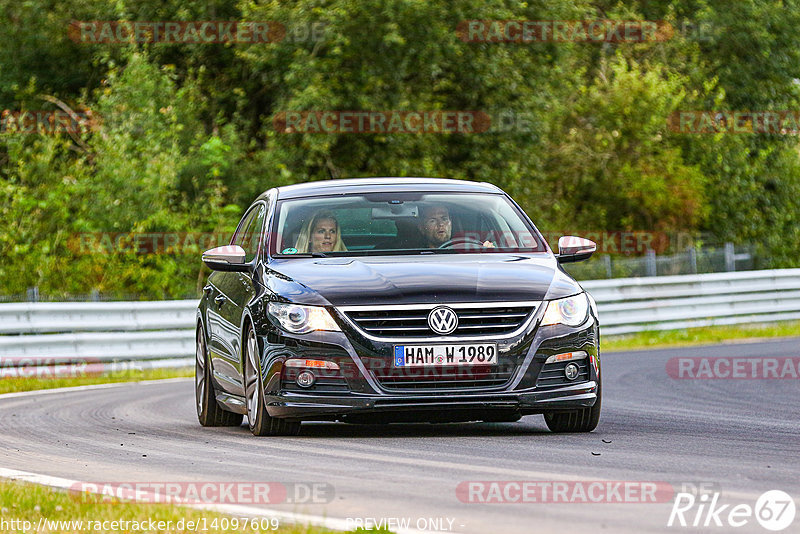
1, 338, 798, 533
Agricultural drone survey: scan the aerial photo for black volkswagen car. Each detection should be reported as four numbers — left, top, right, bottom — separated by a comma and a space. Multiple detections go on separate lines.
196, 178, 601, 436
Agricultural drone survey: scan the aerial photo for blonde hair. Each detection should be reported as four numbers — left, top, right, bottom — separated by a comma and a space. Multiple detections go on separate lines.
295, 210, 347, 253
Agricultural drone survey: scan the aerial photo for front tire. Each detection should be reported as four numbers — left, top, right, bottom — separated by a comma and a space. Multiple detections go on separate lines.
544, 382, 601, 433
244, 326, 301, 436
196, 327, 243, 427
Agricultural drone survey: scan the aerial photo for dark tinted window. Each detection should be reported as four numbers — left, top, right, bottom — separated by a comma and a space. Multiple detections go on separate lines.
272, 193, 546, 255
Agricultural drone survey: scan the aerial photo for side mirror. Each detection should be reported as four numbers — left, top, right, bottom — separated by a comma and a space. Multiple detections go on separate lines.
556, 236, 596, 264
202, 245, 249, 272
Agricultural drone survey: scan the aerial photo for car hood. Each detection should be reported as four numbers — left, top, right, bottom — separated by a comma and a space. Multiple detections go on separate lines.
265, 254, 582, 306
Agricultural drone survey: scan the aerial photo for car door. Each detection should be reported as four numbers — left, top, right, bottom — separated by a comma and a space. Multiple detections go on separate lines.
207, 204, 266, 395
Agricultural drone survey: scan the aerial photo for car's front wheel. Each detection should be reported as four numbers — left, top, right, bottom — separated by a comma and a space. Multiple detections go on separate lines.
543, 382, 601, 433
244, 326, 301, 436
196, 327, 243, 427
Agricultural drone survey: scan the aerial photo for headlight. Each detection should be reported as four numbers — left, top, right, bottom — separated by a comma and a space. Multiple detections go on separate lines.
541, 293, 589, 327
268, 302, 341, 334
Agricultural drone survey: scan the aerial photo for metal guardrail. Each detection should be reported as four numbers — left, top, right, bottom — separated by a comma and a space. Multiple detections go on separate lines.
1, 269, 799, 368
0, 300, 197, 334
0, 301, 198, 370
583, 268, 800, 335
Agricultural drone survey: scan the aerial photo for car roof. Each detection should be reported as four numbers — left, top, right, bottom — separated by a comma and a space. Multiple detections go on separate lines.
263, 177, 504, 201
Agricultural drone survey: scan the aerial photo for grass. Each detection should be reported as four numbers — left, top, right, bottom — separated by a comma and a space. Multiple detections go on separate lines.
603, 320, 800, 352
0, 479, 359, 533
0, 367, 193, 395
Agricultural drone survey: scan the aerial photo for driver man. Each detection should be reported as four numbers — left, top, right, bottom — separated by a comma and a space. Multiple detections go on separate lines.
418, 204, 494, 249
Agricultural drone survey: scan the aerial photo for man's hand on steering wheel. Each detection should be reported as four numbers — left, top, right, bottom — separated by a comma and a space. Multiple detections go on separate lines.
438, 236, 495, 249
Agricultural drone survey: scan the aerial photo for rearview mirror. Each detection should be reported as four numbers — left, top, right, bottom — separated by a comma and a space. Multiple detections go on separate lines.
371, 204, 419, 219
556, 236, 596, 264
202, 245, 249, 272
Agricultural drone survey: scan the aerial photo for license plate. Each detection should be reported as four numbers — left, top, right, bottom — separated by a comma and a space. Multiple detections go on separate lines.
393, 344, 497, 367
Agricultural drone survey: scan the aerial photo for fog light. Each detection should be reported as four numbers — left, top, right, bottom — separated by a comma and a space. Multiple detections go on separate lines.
296, 370, 316, 388
564, 362, 580, 381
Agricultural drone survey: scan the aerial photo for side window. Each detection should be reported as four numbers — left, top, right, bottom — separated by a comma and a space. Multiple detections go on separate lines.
231, 209, 258, 248
240, 204, 266, 262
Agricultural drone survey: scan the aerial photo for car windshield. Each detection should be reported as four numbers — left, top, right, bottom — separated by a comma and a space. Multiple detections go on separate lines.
271, 192, 548, 256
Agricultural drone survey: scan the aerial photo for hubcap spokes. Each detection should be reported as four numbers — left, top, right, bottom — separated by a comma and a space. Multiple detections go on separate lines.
195, 333, 206, 414
246, 332, 259, 420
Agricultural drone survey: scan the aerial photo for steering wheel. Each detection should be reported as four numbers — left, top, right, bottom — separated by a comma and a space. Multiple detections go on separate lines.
438, 236, 487, 249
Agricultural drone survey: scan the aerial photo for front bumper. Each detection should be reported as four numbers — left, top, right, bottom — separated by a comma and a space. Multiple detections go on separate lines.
257, 305, 601, 422
267, 380, 598, 421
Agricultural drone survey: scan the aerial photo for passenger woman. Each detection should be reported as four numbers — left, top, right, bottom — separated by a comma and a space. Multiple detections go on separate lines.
295, 210, 347, 253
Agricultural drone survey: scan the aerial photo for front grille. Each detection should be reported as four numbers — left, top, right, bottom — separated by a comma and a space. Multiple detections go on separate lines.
373, 364, 515, 391
536, 359, 590, 388
343, 303, 537, 339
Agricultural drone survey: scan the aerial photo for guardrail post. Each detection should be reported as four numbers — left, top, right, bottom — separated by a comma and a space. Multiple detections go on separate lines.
724, 242, 736, 272
687, 246, 697, 274
26, 287, 39, 302
603, 255, 612, 278
645, 250, 657, 276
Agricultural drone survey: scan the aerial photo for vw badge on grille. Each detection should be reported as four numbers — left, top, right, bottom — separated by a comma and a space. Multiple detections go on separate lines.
428, 306, 458, 335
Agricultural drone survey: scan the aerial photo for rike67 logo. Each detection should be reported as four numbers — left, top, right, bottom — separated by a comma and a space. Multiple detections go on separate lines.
668, 490, 796, 531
